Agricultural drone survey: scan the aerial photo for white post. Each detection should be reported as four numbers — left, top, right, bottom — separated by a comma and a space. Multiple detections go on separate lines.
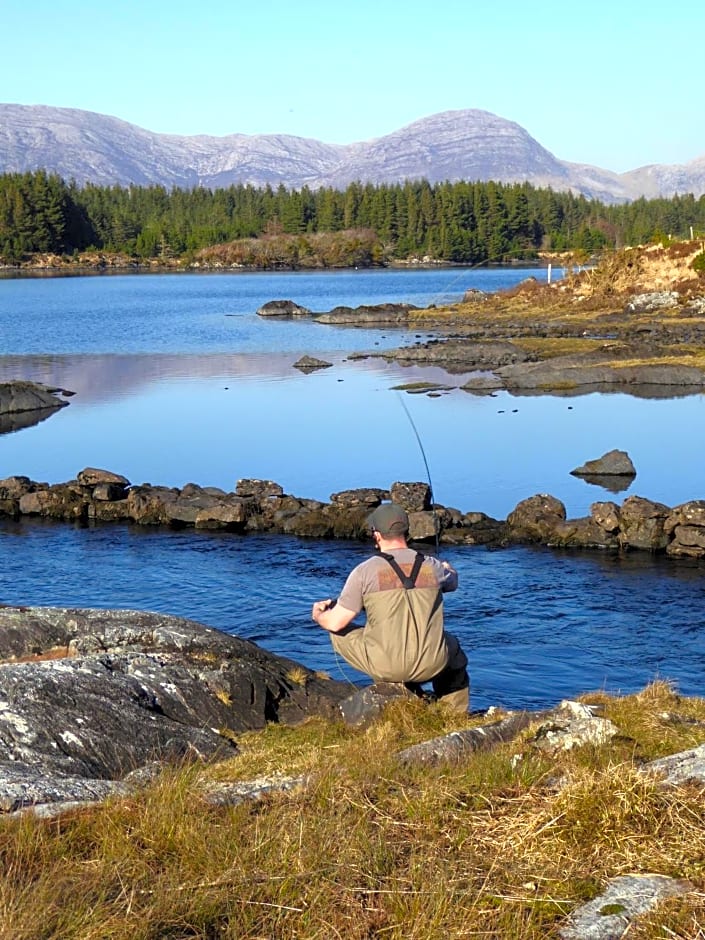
547, 263, 552, 284
691, 226, 695, 240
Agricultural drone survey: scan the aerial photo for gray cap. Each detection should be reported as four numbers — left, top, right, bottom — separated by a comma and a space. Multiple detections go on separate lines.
367, 503, 409, 536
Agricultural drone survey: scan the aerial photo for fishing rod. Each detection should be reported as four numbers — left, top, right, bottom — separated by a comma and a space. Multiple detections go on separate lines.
397, 393, 440, 554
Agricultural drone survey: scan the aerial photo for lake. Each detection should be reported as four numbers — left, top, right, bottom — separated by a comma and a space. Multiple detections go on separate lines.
1, 267, 704, 710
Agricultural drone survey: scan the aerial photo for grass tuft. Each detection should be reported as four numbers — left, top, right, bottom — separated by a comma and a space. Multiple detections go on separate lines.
0, 684, 703, 937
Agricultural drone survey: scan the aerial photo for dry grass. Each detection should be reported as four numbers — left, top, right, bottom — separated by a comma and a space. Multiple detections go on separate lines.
0, 685, 704, 938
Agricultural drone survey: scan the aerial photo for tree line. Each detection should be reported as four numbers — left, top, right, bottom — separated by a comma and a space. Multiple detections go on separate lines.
1, 169, 704, 266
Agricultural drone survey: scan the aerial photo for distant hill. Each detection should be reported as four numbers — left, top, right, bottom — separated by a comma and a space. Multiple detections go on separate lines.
0, 104, 703, 203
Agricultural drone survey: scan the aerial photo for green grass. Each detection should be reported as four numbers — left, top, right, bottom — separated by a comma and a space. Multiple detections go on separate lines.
0, 683, 704, 938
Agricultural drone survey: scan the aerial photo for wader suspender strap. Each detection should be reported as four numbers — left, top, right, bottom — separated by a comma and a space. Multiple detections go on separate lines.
380, 551, 425, 590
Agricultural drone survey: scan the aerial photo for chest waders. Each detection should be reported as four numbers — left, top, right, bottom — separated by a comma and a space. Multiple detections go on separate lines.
379, 551, 428, 695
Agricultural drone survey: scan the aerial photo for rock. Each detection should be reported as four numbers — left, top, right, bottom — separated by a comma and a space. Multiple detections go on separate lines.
546, 517, 620, 550
618, 495, 671, 551
203, 773, 310, 807
339, 682, 424, 726
495, 360, 705, 392
0, 607, 350, 812
529, 700, 619, 752
235, 479, 284, 499
195, 502, 249, 529
506, 494, 567, 542
0, 380, 71, 415
18, 483, 88, 521
664, 499, 705, 533
390, 481, 432, 512
397, 711, 536, 766
558, 873, 692, 939
256, 299, 312, 317
571, 449, 636, 477
330, 487, 387, 507
77, 467, 131, 487
624, 291, 680, 313
591, 501, 621, 533
315, 302, 418, 325
386, 339, 529, 370
462, 288, 489, 302
408, 510, 439, 542
641, 742, 705, 787
292, 355, 333, 373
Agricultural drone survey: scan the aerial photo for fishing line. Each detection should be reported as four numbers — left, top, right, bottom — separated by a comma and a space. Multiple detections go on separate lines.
397, 393, 439, 554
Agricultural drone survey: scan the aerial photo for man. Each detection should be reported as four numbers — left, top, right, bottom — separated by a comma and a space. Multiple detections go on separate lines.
311, 502, 469, 712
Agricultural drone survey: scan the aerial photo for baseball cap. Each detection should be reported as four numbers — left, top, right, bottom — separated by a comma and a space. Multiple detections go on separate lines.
367, 503, 409, 536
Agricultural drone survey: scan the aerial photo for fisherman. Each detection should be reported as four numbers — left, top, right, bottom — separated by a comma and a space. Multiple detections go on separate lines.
311, 502, 469, 712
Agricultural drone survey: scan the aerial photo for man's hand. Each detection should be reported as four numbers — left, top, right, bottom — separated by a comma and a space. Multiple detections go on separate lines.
311, 599, 334, 621
311, 598, 356, 633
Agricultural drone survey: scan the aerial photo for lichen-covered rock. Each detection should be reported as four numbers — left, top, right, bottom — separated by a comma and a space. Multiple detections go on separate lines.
0, 607, 350, 812
642, 742, 705, 787
558, 873, 692, 939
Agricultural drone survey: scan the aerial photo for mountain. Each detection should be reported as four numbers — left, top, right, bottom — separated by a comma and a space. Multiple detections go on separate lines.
0, 104, 703, 203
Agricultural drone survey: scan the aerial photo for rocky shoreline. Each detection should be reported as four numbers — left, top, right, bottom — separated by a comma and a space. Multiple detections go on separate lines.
2, 467, 705, 560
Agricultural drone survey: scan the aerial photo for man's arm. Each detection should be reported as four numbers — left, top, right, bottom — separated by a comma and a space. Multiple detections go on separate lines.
311, 599, 358, 634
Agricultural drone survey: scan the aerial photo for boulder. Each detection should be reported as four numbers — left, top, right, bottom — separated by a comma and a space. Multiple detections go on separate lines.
0, 380, 71, 415
236, 479, 284, 499
506, 494, 567, 542
408, 510, 439, 542
77, 467, 130, 487
330, 487, 387, 507
571, 449, 636, 477
591, 501, 621, 533
390, 481, 432, 512
618, 495, 671, 551
0, 607, 350, 812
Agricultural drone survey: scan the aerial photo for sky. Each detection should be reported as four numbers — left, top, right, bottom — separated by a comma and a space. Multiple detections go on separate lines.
2, 0, 703, 173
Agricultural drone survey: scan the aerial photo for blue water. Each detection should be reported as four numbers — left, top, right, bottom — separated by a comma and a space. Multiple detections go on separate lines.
0, 518, 703, 711
0, 266, 527, 355
1, 267, 704, 710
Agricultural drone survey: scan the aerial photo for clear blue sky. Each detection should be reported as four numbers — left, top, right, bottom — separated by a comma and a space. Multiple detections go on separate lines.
4, 0, 703, 173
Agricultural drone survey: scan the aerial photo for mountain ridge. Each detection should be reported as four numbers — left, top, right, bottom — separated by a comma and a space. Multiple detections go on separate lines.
0, 103, 703, 203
